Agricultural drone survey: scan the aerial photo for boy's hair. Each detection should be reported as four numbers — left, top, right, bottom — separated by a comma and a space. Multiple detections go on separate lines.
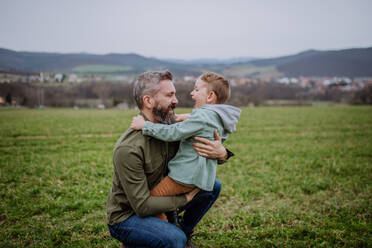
200, 72, 230, 104
133, 70, 173, 109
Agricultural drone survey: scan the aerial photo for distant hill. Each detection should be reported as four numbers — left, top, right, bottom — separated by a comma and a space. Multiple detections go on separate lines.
249, 48, 372, 77
0, 48, 201, 76
164, 57, 259, 65
1, 47, 371, 77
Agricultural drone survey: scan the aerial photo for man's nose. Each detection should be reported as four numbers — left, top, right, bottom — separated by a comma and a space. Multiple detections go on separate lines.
172, 95, 178, 104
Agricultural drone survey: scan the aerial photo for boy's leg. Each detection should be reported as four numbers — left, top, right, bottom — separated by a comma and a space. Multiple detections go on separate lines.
150, 176, 193, 221
151, 176, 193, 196
108, 215, 186, 248
178, 179, 222, 233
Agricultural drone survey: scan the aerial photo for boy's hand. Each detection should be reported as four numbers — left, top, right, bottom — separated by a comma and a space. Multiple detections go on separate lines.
130, 115, 145, 130
175, 113, 191, 122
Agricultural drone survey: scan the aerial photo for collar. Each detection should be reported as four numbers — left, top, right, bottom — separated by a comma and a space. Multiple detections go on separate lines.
140, 111, 150, 122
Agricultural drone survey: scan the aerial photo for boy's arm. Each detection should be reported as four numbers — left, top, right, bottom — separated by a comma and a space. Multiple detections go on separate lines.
130, 113, 191, 131
143, 112, 205, 142
175, 113, 191, 122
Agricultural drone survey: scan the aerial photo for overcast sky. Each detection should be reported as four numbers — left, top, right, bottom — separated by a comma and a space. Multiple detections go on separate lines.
0, 0, 371, 60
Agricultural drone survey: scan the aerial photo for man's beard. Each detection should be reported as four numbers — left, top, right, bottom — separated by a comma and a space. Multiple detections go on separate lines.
152, 102, 176, 124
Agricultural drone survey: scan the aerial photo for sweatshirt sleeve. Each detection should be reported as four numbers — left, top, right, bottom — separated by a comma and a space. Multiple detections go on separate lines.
142, 111, 205, 141
114, 146, 187, 217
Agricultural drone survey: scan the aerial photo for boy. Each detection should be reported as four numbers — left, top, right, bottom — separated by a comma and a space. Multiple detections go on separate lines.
130, 72, 241, 221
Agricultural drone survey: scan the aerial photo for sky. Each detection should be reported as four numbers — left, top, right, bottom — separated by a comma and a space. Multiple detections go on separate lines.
0, 0, 371, 60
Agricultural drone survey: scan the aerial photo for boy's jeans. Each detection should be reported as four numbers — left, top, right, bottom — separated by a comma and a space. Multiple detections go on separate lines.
108, 179, 222, 248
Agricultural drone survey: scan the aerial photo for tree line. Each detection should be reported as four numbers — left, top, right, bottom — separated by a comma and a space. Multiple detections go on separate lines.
0, 80, 371, 108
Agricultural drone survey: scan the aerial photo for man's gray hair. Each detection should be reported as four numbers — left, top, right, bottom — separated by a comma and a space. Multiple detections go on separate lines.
133, 70, 173, 109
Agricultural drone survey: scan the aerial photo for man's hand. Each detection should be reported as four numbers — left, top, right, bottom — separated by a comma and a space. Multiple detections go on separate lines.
130, 115, 145, 130
192, 130, 228, 161
175, 113, 191, 122
185, 187, 200, 203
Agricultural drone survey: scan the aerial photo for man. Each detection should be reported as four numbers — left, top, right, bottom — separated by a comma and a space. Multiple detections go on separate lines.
107, 70, 232, 248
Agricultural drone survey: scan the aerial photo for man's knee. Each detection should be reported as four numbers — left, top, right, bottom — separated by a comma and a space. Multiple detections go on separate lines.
161, 227, 186, 248
109, 223, 186, 248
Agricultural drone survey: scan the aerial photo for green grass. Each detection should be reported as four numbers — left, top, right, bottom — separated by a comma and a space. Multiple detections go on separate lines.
0, 106, 371, 247
72, 64, 133, 73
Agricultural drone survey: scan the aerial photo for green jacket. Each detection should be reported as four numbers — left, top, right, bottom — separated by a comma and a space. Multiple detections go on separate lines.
142, 105, 241, 191
106, 128, 187, 225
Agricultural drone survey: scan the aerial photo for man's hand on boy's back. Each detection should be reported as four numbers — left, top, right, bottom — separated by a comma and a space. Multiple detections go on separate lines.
193, 130, 228, 161
130, 115, 145, 130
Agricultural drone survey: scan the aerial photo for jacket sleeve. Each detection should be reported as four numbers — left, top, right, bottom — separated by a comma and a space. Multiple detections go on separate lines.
217, 148, 235, 164
114, 146, 187, 217
142, 111, 205, 141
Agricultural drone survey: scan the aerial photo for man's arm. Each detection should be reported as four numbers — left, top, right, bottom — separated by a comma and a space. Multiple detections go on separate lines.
114, 146, 188, 217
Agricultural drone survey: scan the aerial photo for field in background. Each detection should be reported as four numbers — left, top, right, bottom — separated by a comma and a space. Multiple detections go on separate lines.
72, 64, 133, 73
0, 107, 371, 247
223, 64, 281, 78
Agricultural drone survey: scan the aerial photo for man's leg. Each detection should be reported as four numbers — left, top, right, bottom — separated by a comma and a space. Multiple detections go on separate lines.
178, 179, 222, 234
108, 215, 186, 248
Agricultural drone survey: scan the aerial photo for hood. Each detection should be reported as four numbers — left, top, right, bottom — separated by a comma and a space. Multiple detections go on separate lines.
201, 104, 241, 133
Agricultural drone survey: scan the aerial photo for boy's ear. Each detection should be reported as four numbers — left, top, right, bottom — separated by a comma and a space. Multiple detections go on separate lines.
207, 91, 217, 104
143, 95, 154, 109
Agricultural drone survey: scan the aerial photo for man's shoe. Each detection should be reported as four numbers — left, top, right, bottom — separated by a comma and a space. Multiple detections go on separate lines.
185, 229, 197, 248
177, 217, 197, 248
165, 210, 182, 229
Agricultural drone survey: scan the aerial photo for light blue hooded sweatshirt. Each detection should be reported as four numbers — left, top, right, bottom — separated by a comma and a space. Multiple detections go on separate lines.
142, 104, 241, 191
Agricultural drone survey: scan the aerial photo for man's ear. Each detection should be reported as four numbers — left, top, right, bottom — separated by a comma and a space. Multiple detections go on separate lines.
207, 91, 217, 104
143, 95, 154, 109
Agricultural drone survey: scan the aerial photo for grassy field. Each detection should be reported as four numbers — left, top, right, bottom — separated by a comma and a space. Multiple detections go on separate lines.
0, 106, 371, 247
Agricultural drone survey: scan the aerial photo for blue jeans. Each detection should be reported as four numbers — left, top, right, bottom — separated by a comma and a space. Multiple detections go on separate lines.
108, 179, 222, 248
